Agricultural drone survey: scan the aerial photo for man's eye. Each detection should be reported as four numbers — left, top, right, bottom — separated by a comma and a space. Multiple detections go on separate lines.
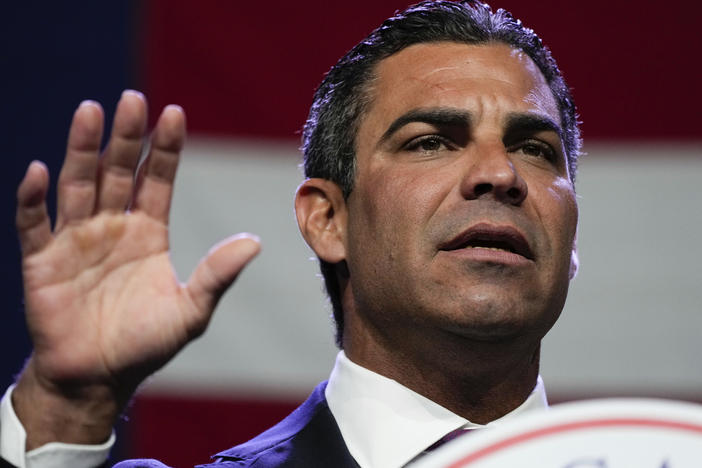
405, 136, 450, 153
515, 141, 556, 162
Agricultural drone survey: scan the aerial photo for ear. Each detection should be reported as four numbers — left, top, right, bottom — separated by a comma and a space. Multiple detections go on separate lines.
295, 178, 347, 263
569, 233, 579, 280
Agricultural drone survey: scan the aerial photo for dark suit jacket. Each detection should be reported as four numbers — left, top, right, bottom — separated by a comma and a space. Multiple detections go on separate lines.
113, 381, 359, 468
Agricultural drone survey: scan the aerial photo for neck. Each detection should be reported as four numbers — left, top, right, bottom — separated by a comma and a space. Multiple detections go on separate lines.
343, 320, 541, 424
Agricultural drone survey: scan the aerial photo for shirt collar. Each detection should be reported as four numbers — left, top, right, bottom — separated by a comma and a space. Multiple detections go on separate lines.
325, 351, 548, 468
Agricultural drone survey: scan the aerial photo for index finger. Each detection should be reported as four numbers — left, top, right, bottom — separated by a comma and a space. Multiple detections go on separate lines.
131, 104, 186, 223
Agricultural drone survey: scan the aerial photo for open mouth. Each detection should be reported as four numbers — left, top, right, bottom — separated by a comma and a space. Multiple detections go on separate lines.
440, 224, 534, 260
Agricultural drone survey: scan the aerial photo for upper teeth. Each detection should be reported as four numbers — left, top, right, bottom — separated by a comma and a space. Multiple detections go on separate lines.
469, 246, 510, 252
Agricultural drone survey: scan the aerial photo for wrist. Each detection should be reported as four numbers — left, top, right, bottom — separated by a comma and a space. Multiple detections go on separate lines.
13, 358, 123, 450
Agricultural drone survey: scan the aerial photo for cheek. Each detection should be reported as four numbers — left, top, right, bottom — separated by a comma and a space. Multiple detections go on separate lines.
555, 179, 578, 234
348, 166, 453, 276
357, 166, 448, 230
540, 179, 578, 252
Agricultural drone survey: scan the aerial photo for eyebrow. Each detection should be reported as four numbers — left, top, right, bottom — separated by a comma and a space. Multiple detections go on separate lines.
504, 113, 563, 139
378, 107, 471, 144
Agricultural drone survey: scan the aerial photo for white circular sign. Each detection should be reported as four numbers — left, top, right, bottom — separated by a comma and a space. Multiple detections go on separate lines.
411, 399, 702, 468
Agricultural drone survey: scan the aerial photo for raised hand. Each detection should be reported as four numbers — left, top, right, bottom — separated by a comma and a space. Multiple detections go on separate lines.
13, 91, 260, 448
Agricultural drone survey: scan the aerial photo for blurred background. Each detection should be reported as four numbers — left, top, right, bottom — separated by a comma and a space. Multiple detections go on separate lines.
2, 1, 701, 466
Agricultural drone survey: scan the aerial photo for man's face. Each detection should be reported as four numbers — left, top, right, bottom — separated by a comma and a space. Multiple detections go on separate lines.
342, 42, 578, 347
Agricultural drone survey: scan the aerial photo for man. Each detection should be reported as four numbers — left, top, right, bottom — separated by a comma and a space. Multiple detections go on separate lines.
1, 1, 580, 467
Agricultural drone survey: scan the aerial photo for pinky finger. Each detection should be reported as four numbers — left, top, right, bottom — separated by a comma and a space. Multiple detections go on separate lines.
16, 161, 53, 256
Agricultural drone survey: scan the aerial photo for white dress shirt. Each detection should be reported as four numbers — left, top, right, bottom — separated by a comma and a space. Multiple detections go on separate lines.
326, 351, 548, 468
0, 352, 547, 468
0, 385, 114, 468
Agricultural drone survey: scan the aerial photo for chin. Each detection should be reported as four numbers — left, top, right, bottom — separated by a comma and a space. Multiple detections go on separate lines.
446, 321, 531, 343
438, 302, 555, 345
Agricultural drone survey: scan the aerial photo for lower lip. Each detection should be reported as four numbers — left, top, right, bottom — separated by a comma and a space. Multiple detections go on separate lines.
440, 247, 533, 266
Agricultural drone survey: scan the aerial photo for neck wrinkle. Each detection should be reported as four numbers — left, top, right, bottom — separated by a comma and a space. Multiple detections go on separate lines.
344, 314, 542, 424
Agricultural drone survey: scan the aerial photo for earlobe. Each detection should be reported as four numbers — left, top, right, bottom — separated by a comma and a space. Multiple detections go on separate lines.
569, 233, 579, 279
294, 178, 347, 263
569, 249, 579, 279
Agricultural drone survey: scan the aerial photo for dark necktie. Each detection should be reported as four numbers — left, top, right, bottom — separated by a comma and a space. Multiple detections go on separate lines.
424, 427, 475, 452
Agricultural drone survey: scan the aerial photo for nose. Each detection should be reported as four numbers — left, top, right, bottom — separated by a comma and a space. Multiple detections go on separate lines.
459, 142, 527, 205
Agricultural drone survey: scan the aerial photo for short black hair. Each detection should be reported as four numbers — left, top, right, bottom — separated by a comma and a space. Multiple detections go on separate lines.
301, 0, 582, 347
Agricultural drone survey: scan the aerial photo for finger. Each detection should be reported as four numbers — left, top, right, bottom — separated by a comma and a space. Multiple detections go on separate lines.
97, 90, 147, 212
185, 234, 261, 336
55, 101, 104, 231
132, 105, 185, 223
16, 161, 52, 256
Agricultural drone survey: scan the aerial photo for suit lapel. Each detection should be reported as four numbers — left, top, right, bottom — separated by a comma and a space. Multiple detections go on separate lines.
198, 381, 359, 468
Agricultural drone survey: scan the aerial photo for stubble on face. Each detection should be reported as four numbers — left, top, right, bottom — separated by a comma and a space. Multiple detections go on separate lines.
340, 42, 577, 371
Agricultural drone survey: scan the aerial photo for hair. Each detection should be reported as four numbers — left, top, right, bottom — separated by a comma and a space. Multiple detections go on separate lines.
301, 0, 582, 347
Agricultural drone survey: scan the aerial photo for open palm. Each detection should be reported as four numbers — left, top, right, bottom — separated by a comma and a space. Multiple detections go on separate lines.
14, 92, 259, 446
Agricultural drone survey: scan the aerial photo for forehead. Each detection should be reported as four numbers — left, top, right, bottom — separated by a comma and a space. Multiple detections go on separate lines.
359, 41, 559, 142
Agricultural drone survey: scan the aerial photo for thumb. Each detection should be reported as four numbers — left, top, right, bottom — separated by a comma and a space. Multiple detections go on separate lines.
186, 233, 261, 322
